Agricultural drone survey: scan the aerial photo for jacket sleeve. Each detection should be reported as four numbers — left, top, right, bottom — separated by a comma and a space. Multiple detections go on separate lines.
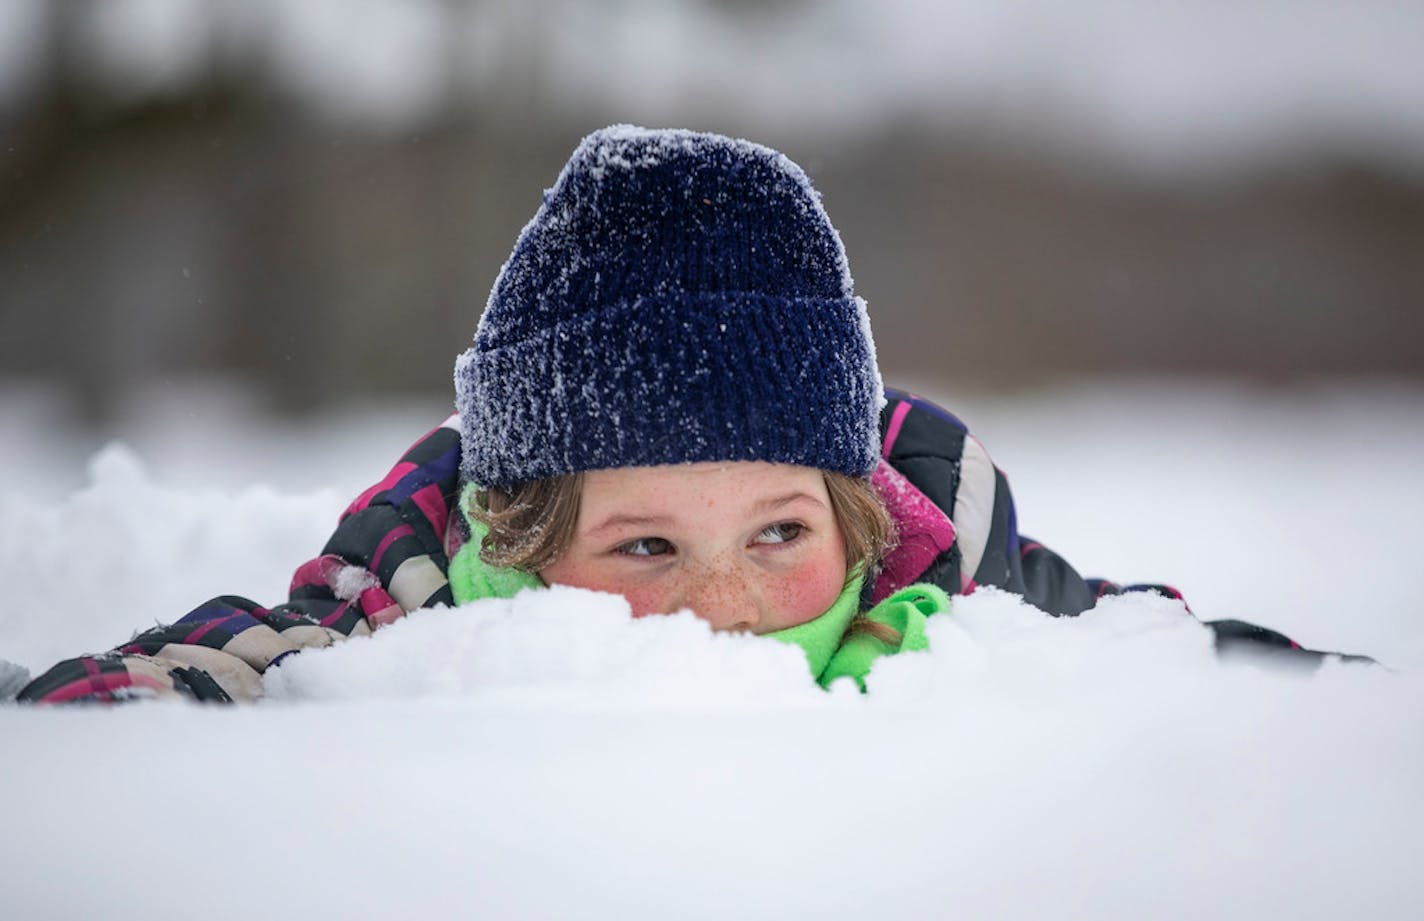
16, 415, 466, 704
878, 389, 1364, 666
879, 388, 1100, 614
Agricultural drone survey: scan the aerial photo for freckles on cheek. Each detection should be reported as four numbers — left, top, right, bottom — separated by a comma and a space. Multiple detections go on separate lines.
541, 561, 669, 619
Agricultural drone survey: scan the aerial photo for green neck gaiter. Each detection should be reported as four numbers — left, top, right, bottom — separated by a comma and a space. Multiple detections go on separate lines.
813, 583, 948, 690
447, 484, 543, 603
447, 483, 952, 691
763, 576, 864, 680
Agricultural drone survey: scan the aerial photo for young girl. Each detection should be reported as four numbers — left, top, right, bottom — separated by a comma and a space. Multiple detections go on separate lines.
16, 125, 1337, 704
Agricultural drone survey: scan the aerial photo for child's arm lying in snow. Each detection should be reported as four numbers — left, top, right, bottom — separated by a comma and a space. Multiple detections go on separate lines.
16, 418, 466, 703
881, 390, 1372, 667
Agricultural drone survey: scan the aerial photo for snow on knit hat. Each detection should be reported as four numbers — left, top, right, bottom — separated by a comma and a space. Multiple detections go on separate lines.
454, 125, 883, 488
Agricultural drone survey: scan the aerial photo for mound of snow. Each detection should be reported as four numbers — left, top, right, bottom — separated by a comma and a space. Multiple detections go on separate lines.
4, 581, 1419, 920
0, 442, 342, 672
265, 586, 832, 710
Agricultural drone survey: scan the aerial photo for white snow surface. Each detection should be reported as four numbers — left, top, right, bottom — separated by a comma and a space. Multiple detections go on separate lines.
2, 378, 1422, 919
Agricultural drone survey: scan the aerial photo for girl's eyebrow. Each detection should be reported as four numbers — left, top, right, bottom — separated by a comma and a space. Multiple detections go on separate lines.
754, 491, 828, 514
587, 513, 676, 536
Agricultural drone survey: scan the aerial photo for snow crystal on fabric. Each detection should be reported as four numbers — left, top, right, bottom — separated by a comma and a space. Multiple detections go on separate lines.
331, 563, 380, 602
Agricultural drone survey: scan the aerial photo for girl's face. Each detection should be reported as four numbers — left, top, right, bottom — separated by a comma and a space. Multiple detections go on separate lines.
539, 462, 848, 633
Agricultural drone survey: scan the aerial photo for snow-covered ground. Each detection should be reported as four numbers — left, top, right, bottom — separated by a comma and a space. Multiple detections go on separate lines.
3, 378, 1422, 920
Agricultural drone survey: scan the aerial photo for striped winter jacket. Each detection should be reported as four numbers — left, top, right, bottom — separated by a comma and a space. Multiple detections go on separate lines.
16, 388, 1329, 703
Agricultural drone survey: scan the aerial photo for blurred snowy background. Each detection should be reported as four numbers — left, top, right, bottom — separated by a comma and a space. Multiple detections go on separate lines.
3, 4, 1424, 918
2, 0, 1423, 422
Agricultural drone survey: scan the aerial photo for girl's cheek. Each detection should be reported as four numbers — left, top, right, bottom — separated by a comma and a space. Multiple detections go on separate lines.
544, 546, 845, 628
618, 585, 671, 619
767, 555, 847, 629
540, 559, 669, 618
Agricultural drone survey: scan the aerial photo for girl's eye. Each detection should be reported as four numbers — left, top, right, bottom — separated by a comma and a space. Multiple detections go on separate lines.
617, 537, 674, 557
754, 522, 803, 545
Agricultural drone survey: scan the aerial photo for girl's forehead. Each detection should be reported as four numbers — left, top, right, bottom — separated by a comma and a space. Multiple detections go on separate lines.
580, 462, 828, 504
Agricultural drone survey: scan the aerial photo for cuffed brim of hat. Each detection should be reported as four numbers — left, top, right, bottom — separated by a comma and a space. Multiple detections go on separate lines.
455, 292, 882, 487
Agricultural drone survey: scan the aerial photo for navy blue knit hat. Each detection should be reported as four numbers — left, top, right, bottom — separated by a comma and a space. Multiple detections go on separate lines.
455, 125, 883, 488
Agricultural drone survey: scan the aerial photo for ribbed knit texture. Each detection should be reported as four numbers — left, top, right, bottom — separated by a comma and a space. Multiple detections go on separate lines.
455, 125, 883, 487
